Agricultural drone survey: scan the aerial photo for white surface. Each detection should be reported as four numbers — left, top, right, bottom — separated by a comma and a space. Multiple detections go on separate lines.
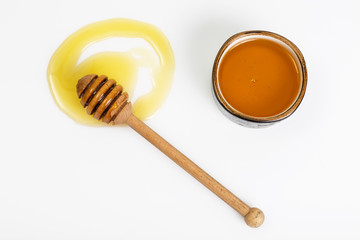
1, 0, 360, 239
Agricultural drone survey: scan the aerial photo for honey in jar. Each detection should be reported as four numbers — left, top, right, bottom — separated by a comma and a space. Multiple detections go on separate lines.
213, 31, 307, 127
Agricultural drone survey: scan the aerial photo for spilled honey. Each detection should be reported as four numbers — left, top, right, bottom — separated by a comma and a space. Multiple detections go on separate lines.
47, 18, 174, 125
218, 38, 301, 118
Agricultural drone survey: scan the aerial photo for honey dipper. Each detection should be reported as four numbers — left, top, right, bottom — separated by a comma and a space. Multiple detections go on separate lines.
76, 74, 265, 228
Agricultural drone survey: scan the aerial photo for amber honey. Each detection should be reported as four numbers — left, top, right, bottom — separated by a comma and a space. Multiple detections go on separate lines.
218, 38, 300, 118
213, 31, 307, 127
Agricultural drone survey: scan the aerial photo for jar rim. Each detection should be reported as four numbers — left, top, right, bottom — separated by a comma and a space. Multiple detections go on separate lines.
212, 30, 307, 123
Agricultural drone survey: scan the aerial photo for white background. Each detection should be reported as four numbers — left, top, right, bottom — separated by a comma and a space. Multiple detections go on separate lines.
1, 0, 360, 239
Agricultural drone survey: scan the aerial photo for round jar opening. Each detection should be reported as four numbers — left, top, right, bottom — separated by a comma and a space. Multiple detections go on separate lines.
213, 31, 307, 123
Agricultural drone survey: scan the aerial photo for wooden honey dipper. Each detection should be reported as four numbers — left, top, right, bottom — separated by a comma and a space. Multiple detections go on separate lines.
76, 74, 265, 228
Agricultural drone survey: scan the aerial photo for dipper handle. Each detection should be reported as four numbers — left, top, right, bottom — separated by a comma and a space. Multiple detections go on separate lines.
76, 74, 264, 227
126, 113, 264, 228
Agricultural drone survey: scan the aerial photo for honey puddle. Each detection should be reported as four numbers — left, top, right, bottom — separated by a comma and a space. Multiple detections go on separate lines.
47, 18, 174, 125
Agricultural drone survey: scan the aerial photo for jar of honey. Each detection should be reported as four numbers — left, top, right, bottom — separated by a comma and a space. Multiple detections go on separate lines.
212, 31, 307, 128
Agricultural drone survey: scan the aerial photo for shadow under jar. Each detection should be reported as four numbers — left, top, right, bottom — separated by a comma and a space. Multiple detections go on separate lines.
212, 31, 307, 128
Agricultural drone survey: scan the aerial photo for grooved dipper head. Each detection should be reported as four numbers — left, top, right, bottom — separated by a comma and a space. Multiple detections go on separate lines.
76, 74, 132, 125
